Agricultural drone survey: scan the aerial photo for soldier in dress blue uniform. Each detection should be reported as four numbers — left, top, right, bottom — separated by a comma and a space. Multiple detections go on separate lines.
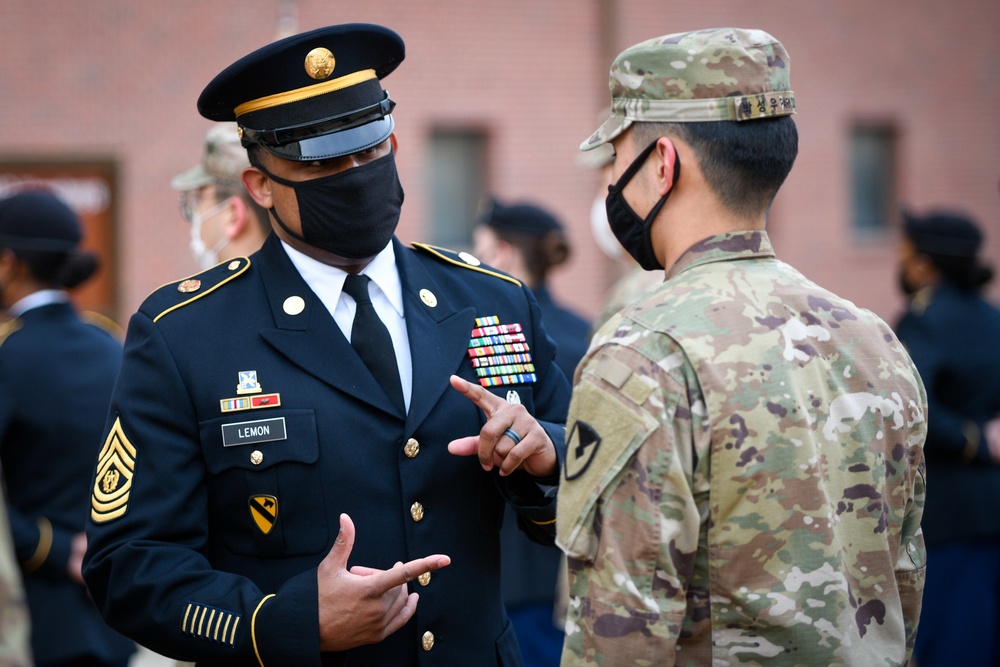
473, 199, 591, 667
0, 191, 135, 667
896, 209, 1000, 667
82, 24, 570, 667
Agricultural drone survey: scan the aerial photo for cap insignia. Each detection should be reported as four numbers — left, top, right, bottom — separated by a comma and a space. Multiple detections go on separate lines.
304, 47, 336, 80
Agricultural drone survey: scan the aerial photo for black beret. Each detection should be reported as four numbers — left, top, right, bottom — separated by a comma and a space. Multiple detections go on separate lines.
903, 210, 983, 258
481, 199, 564, 238
198, 24, 404, 162
0, 191, 81, 253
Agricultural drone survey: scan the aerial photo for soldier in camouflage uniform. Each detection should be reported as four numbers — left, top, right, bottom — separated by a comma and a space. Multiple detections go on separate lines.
0, 487, 30, 667
556, 28, 928, 666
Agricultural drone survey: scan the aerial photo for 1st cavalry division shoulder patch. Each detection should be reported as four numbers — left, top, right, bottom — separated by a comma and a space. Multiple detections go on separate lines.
91, 417, 137, 523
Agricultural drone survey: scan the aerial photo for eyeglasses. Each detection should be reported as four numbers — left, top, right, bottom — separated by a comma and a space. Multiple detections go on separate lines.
178, 191, 201, 222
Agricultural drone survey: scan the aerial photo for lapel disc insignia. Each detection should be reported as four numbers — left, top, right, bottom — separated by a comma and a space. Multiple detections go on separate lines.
249, 495, 278, 535
565, 420, 601, 481
283, 296, 305, 315
419, 289, 437, 307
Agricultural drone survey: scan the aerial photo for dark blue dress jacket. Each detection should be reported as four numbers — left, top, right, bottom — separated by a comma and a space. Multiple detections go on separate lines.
896, 282, 1000, 545
83, 235, 570, 666
0, 300, 135, 664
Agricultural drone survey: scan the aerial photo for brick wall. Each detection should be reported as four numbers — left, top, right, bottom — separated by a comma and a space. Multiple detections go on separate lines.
1, 0, 997, 327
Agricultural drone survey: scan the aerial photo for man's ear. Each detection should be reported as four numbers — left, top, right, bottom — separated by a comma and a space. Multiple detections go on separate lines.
654, 138, 678, 197
224, 196, 249, 240
241, 167, 272, 210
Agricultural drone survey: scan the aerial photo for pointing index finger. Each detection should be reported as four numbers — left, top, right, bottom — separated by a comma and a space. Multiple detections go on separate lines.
378, 554, 451, 591
449, 375, 503, 416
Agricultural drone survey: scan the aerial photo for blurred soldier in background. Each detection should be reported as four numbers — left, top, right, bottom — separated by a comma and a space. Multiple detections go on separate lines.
473, 198, 590, 667
172, 123, 271, 269
896, 209, 1000, 667
0, 191, 134, 667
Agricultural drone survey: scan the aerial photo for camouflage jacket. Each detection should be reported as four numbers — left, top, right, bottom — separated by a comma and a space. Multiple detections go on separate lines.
557, 231, 927, 666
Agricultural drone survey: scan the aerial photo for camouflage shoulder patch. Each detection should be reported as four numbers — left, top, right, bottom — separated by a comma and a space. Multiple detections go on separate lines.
0, 317, 23, 348
91, 417, 137, 523
556, 361, 659, 560
411, 242, 522, 287
146, 257, 251, 323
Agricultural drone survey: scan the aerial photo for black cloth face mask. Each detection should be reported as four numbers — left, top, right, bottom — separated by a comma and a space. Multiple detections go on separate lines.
258, 151, 405, 259
605, 138, 681, 271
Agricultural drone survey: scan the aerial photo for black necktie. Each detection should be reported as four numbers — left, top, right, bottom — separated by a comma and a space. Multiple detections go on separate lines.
342, 273, 405, 414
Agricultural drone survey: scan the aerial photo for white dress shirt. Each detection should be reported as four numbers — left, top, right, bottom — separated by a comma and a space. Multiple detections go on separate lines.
281, 241, 412, 412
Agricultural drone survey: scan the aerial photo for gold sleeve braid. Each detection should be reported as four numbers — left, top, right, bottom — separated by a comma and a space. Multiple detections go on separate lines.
23, 516, 52, 573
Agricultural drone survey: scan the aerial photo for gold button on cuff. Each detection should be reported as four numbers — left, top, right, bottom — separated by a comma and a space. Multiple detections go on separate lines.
417, 572, 431, 587
403, 438, 420, 458
421, 631, 435, 651
250, 450, 263, 465
410, 502, 424, 522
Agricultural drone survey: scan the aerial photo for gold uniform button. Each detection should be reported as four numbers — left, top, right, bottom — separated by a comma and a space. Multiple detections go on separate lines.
421, 630, 434, 651
403, 438, 420, 458
410, 502, 424, 522
250, 450, 263, 465
417, 572, 431, 586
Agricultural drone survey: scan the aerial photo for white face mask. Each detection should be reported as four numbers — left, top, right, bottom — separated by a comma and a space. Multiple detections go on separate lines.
590, 193, 623, 261
189, 198, 232, 270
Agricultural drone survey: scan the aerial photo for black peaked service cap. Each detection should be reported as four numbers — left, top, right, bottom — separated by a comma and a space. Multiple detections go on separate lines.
198, 24, 404, 162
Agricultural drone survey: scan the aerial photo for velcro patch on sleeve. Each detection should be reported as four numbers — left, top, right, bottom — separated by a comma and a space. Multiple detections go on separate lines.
557, 372, 658, 560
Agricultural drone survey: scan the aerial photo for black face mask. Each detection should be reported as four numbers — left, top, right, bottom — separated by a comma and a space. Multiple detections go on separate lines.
259, 151, 405, 259
605, 139, 680, 271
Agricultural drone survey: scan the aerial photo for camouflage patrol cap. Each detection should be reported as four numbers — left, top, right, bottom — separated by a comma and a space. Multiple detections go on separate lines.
171, 123, 250, 191
582, 27, 796, 151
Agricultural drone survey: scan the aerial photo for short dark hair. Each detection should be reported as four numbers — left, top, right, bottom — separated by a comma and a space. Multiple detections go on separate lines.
632, 116, 798, 219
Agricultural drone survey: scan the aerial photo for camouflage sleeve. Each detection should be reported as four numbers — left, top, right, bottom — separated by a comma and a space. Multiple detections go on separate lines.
557, 335, 705, 665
